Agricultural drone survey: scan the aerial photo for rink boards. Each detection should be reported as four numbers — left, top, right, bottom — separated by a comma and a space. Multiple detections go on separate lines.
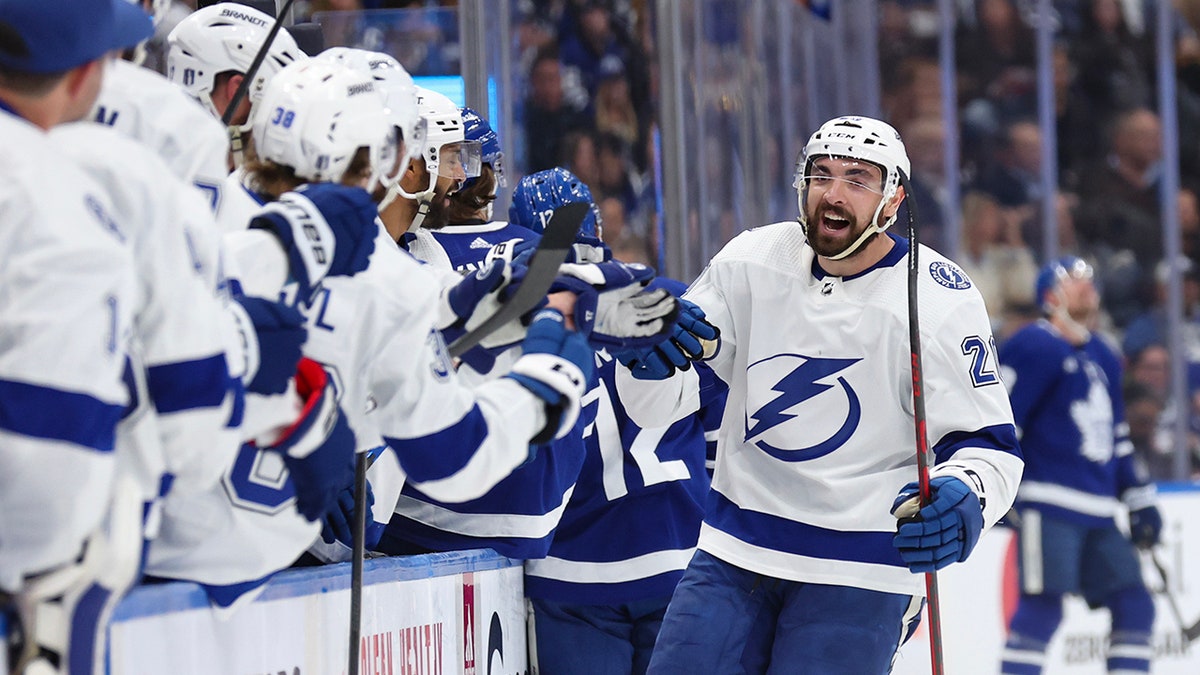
894, 484, 1200, 674
107, 549, 527, 675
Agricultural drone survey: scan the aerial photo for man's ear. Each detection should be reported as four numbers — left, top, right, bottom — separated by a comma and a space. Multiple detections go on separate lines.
882, 184, 907, 221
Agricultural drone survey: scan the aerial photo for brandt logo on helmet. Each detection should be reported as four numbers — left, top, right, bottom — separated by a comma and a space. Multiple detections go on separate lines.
744, 353, 862, 462
929, 261, 972, 290
220, 8, 269, 27
346, 82, 375, 97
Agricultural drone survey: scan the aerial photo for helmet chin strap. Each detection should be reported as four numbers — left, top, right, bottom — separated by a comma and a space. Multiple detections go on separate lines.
803, 193, 896, 262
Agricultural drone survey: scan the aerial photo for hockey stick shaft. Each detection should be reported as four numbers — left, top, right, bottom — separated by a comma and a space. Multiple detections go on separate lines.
1148, 549, 1200, 643
348, 452, 368, 675
899, 170, 946, 675
220, 0, 298, 127
447, 201, 588, 358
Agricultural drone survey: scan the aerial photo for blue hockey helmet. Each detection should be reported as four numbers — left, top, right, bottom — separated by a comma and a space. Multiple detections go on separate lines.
1036, 256, 1093, 311
507, 167, 601, 237
460, 107, 505, 189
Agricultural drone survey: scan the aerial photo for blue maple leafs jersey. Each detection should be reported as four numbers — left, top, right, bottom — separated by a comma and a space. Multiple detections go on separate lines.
525, 351, 728, 604
616, 224, 1025, 597
999, 320, 1140, 526
410, 220, 541, 273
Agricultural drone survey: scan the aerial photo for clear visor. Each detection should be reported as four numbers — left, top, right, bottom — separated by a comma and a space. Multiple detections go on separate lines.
438, 140, 483, 180
793, 156, 886, 196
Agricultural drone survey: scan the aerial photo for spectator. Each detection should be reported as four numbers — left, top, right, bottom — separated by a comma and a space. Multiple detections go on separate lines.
1122, 381, 1171, 480
561, 128, 601, 188
974, 119, 1044, 210
956, 190, 1039, 339
899, 115, 950, 251
595, 130, 642, 218
1069, 0, 1154, 115
524, 48, 591, 172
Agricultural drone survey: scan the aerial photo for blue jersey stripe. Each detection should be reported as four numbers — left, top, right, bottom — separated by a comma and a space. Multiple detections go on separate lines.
385, 403, 489, 483
147, 353, 231, 414
705, 491, 905, 566
932, 423, 1022, 463
0, 378, 123, 452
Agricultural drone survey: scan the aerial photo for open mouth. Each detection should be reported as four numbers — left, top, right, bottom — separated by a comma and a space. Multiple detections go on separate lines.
820, 211, 851, 233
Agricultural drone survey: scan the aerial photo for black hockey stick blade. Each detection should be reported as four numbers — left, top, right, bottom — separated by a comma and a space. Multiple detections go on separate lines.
348, 452, 368, 675
447, 201, 588, 358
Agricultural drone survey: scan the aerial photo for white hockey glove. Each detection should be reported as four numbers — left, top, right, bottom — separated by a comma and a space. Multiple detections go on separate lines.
552, 261, 679, 351
505, 309, 594, 444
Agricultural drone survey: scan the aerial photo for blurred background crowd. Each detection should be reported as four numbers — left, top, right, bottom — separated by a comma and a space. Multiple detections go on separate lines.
146, 0, 1200, 481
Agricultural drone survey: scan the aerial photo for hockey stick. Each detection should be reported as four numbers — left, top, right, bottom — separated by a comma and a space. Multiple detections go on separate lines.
447, 201, 589, 358
348, 452, 368, 675
220, 0, 298, 127
898, 170, 946, 675
1147, 549, 1200, 645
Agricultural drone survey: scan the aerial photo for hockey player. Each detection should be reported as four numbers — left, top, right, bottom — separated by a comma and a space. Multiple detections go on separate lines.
215, 60, 597, 582
374, 120, 593, 563
999, 257, 1161, 675
0, 1, 150, 671
378, 87, 482, 240
89, 1, 230, 211
614, 116, 1025, 673
502, 168, 727, 675
166, 2, 307, 230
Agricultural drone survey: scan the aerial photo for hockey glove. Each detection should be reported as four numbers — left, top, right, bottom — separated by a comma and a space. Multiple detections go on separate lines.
320, 480, 385, 550
567, 234, 612, 263
437, 258, 511, 331
615, 299, 721, 380
250, 183, 378, 302
264, 358, 357, 522
233, 294, 307, 395
506, 309, 594, 444
552, 261, 679, 351
1122, 485, 1163, 549
891, 475, 984, 573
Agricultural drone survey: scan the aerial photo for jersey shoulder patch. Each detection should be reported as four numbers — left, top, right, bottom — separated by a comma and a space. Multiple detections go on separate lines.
929, 260, 972, 290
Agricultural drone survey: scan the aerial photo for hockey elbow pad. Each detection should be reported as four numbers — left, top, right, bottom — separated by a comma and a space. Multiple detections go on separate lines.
506, 309, 593, 444
249, 184, 377, 301
891, 476, 984, 573
265, 358, 357, 521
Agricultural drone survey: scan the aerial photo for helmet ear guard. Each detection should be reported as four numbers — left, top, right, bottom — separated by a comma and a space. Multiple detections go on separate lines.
795, 116, 911, 260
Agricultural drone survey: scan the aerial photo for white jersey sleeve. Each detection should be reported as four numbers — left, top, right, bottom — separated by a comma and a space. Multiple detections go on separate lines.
90, 60, 230, 211
52, 123, 245, 500
0, 113, 136, 592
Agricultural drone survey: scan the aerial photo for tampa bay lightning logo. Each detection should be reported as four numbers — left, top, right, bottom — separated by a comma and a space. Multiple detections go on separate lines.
929, 261, 972, 290
744, 353, 862, 461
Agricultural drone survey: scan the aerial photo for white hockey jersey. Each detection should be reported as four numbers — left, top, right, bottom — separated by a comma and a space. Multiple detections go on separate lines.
90, 59, 230, 211
0, 109, 136, 592
617, 224, 1024, 597
51, 123, 245, 512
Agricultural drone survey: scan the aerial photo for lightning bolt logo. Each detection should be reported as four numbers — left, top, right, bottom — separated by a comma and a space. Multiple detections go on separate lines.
745, 354, 862, 462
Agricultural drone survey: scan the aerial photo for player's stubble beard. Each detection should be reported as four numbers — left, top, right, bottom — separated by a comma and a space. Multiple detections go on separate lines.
804, 203, 877, 259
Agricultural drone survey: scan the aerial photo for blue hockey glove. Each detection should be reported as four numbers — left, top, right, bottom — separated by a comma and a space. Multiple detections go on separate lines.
320, 480, 385, 550
615, 299, 720, 380
1122, 485, 1162, 549
265, 358, 357, 522
551, 261, 679, 351
250, 183, 378, 301
438, 258, 511, 330
233, 294, 307, 395
891, 475, 984, 573
506, 309, 594, 444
